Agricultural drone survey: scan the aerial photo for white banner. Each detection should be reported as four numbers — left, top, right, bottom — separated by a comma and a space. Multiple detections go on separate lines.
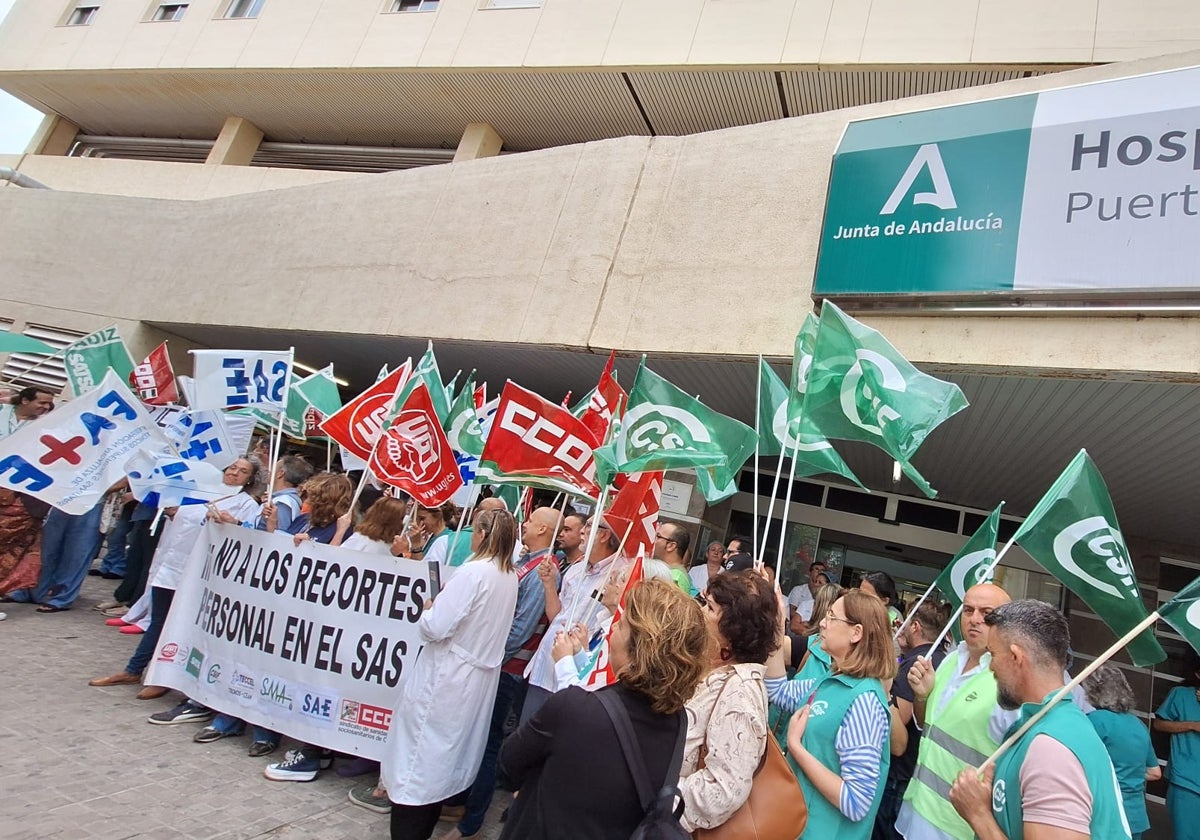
0, 371, 172, 514
145, 523, 432, 758
190, 349, 293, 412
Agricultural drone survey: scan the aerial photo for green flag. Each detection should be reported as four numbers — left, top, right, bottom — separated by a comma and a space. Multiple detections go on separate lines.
292, 365, 342, 438
758, 356, 863, 487
1013, 450, 1165, 667
446, 372, 486, 458
64, 326, 136, 397
1158, 577, 1200, 656
934, 504, 1003, 612
234, 404, 306, 439
786, 313, 820, 429
593, 359, 757, 502
395, 343, 450, 425
798, 301, 968, 498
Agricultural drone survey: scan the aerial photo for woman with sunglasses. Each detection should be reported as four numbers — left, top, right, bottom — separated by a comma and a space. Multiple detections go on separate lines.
765, 589, 897, 839
678, 570, 779, 832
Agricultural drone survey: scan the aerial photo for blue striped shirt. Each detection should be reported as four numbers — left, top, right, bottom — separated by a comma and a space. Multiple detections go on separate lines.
766, 676, 889, 822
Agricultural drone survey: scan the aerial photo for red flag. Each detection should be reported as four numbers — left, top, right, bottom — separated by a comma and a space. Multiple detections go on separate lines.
479, 382, 602, 500
367, 382, 463, 507
473, 383, 486, 411
580, 351, 627, 443
129, 342, 178, 406
602, 471, 663, 559
303, 406, 326, 438
318, 360, 412, 461
585, 549, 645, 689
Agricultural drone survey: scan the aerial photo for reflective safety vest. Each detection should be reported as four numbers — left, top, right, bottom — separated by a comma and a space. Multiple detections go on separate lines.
902, 649, 1001, 839
993, 694, 1131, 840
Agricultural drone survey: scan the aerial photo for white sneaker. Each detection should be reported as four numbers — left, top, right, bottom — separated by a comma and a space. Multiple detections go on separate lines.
0, 611, 7, 621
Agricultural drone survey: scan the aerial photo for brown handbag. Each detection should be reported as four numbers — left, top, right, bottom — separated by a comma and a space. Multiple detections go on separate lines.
692, 674, 808, 840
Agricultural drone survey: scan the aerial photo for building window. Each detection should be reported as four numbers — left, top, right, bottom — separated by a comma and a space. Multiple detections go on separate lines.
224, 0, 264, 19
483, 0, 540, 7
389, 0, 439, 11
65, 3, 100, 25
152, 3, 188, 21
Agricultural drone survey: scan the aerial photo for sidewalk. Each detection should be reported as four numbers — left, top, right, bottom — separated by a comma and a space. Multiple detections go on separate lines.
0, 576, 510, 840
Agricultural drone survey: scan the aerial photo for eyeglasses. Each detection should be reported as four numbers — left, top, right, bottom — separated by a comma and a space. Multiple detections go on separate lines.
824, 610, 859, 626
654, 533, 676, 544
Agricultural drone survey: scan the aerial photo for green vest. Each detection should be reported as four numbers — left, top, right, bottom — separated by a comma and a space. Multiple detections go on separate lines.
902, 648, 1001, 840
445, 528, 473, 567
770, 637, 834, 778
799, 672, 890, 840
993, 693, 1131, 840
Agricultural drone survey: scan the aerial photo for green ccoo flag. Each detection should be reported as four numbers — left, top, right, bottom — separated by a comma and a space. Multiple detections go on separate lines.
934, 504, 1002, 612
1158, 577, 1200, 656
798, 301, 968, 498
1013, 450, 1166, 667
63, 326, 136, 397
446, 371, 486, 458
758, 356, 863, 487
594, 359, 757, 503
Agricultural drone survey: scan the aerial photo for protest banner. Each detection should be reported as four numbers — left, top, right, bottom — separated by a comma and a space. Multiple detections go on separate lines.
145, 523, 432, 759
0, 370, 172, 514
129, 341, 178, 405
64, 325, 137, 397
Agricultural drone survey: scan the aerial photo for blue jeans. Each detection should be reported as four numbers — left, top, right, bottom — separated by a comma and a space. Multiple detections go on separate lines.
9, 503, 104, 609
98, 504, 134, 576
871, 773, 906, 840
210, 712, 278, 745
126, 586, 173, 676
458, 672, 524, 836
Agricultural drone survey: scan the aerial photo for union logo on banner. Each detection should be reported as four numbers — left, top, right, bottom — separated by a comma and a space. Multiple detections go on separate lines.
367, 382, 462, 507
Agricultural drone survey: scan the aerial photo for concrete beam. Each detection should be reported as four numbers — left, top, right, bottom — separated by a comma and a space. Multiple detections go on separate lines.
25, 114, 78, 156
205, 116, 264, 167
453, 123, 503, 163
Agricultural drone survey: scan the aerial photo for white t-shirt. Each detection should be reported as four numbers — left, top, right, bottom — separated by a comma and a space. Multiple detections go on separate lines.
689, 565, 711, 593
340, 533, 394, 555
787, 585, 815, 622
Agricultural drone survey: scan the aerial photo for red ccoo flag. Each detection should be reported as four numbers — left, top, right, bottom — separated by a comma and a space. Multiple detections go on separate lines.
602, 470, 663, 559
580, 350, 627, 444
129, 342, 178, 406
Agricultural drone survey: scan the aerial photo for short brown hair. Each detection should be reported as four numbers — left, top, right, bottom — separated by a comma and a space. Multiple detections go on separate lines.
473, 509, 516, 573
355, 497, 407, 542
835, 590, 898, 681
303, 473, 352, 528
617, 579, 708, 714
706, 570, 779, 664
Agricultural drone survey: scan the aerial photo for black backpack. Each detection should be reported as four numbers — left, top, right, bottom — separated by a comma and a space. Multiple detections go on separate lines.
596, 689, 691, 840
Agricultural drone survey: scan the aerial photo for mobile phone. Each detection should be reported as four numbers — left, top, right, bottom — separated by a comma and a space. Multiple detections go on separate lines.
427, 560, 442, 601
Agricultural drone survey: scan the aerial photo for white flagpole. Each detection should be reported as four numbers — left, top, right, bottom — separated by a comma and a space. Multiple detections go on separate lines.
325, 438, 332, 472
927, 533, 1018, 654
893, 579, 938, 641
978, 609, 1160, 774
773, 438, 802, 579
758, 443, 790, 569
753, 356, 762, 564
446, 483, 482, 565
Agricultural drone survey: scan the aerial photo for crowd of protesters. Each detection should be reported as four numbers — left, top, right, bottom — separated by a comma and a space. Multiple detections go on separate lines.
1, 388, 1193, 840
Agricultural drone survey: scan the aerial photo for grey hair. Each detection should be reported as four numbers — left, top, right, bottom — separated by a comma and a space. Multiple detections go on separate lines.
240, 454, 264, 493
277, 454, 315, 488
1082, 664, 1136, 713
640, 557, 676, 585
984, 599, 1071, 671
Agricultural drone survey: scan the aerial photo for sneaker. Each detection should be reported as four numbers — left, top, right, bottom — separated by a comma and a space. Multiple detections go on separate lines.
0, 612, 6, 621
148, 700, 212, 725
348, 781, 391, 814
193, 725, 237, 743
263, 750, 326, 782
248, 740, 278, 758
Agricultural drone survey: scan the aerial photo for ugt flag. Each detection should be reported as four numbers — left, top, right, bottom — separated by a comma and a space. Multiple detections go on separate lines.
0, 371, 171, 514
1013, 450, 1165, 667
758, 355, 862, 487
64, 326, 136, 397
594, 360, 757, 503
129, 341, 178, 406
478, 382, 602, 500
1158, 577, 1200, 656
319, 362, 413, 462
798, 302, 968, 498
190, 349, 293, 412
934, 503, 1002, 612
367, 382, 463, 507
125, 450, 232, 508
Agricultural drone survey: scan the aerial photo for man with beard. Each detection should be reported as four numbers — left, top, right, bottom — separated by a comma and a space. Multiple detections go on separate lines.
949, 600, 1130, 840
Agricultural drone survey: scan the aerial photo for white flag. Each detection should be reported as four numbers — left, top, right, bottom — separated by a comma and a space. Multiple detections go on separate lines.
126, 450, 231, 508
190, 349, 293, 412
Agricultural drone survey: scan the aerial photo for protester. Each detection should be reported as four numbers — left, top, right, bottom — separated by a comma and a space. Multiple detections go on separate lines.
95, 496, 159, 616
392, 501, 456, 562
291, 472, 354, 546
1082, 665, 1159, 840
1153, 651, 1200, 840
767, 589, 896, 839
0, 386, 54, 437
91, 490, 132, 579
948, 600, 1131, 839
678, 570, 778, 832
0, 489, 42, 597
551, 557, 674, 690
874, 599, 949, 840
378, 508, 518, 840
425, 496, 509, 568
218, 454, 313, 533
88, 458, 261, 700
859, 570, 904, 634
554, 511, 586, 572
651, 521, 695, 595
334, 495, 406, 553
498, 578, 709, 840
897, 582, 1013, 840
5, 493, 108, 612
689, 540, 724, 593
787, 559, 830, 626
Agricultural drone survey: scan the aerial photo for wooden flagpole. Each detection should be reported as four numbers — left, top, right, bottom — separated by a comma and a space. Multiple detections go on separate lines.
927, 533, 1018, 654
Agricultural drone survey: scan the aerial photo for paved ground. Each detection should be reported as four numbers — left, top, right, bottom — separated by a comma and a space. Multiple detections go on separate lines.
0, 576, 510, 840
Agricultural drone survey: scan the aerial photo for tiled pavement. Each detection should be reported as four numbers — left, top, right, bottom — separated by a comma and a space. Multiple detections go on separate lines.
0, 576, 510, 840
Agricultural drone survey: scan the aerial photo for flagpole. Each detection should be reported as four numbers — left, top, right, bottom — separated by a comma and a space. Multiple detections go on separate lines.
566, 514, 632, 629
758, 442, 790, 568
446, 483, 481, 566
978, 609, 1160, 774
753, 356, 762, 564
893, 580, 938, 641
773, 438, 802, 578
326, 437, 332, 472
927, 533, 1018, 654
0, 345, 67, 389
